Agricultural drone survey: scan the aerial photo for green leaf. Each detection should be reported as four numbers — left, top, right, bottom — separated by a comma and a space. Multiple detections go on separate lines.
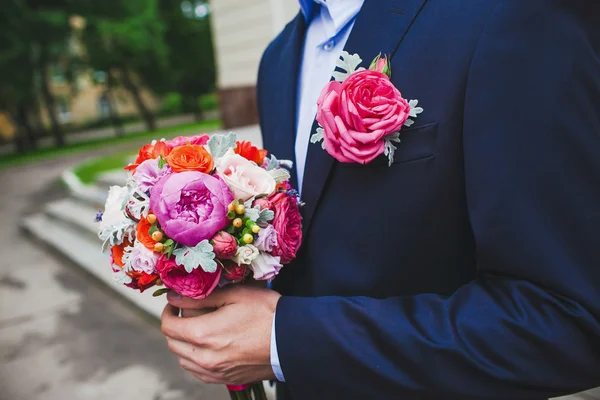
227, 225, 236, 234
164, 239, 174, 247
153, 288, 170, 297
173, 240, 217, 273
227, 211, 235, 220
158, 157, 166, 169
207, 132, 237, 159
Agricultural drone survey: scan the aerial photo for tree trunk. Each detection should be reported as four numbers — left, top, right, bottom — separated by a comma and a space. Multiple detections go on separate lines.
39, 62, 65, 147
12, 104, 37, 153
106, 72, 124, 137
120, 66, 156, 131
183, 94, 203, 121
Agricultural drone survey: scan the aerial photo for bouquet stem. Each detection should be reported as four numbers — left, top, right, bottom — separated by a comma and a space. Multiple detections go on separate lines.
227, 383, 266, 400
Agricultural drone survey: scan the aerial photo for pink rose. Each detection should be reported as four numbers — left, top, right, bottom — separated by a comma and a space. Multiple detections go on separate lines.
316, 70, 410, 164
165, 134, 210, 149
270, 192, 302, 264
211, 231, 237, 259
156, 256, 221, 299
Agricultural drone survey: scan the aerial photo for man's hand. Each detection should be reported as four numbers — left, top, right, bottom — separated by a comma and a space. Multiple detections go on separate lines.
161, 286, 281, 385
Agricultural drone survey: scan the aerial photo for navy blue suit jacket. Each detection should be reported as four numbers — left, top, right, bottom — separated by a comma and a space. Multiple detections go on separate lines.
257, 1, 600, 399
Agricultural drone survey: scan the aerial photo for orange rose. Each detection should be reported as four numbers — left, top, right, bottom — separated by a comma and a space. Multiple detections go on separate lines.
111, 241, 130, 267
234, 141, 268, 165
125, 142, 172, 172
166, 144, 214, 173
136, 217, 156, 250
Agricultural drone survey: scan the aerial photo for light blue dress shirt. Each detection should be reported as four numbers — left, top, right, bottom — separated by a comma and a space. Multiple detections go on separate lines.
270, 0, 365, 382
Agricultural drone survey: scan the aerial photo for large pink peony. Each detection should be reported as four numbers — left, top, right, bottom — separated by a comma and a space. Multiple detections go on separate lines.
165, 134, 210, 149
150, 171, 233, 247
156, 256, 221, 299
316, 69, 410, 164
270, 192, 302, 264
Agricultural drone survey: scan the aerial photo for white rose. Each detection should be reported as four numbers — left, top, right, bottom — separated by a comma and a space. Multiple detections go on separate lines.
98, 185, 136, 251
232, 244, 259, 266
216, 150, 276, 201
122, 240, 159, 274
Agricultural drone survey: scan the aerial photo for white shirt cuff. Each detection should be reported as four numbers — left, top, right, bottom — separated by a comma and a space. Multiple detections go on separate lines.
270, 311, 286, 382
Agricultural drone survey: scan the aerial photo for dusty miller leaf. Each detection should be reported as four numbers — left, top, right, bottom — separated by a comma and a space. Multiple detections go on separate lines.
207, 132, 237, 159
173, 240, 217, 273
265, 155, 280, 171
310, 126, 326, 150
269, 168, 290, 183
383, 132, 401, 167
244, 205, 275, 227
332, 51, 364, 82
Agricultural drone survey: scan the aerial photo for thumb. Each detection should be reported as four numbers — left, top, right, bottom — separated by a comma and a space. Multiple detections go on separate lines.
166, 286, 237, 309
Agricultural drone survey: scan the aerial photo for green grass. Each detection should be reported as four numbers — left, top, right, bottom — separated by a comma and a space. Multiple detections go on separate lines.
0, 119, 221, 169
72, 151, 135, 184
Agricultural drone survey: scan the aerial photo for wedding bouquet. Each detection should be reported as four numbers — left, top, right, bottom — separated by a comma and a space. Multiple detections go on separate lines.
97, 132, 302, 400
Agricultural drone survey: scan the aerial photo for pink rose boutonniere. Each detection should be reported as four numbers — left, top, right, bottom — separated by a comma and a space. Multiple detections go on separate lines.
311, 52, 424, 166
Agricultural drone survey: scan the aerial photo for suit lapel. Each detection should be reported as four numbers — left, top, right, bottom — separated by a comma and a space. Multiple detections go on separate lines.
300, 0, 429, 236
266, 13, 306, 190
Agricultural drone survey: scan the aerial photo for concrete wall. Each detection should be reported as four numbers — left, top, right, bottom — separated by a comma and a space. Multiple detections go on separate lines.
210, 0, 299, 128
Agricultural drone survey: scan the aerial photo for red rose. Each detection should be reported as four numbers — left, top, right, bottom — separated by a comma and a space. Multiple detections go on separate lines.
269, 192, 302, 264
125, 271, 159, 293
222, 260, 247, 282
156, 256, 221, 299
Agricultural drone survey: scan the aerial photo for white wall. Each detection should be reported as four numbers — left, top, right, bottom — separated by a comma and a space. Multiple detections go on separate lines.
210, 0, 299, 89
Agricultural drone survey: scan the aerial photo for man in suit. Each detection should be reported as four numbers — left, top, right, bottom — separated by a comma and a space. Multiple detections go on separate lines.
161, 0, 600, 398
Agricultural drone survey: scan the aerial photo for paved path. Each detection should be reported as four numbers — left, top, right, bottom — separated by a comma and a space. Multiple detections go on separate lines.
0, 144, 229, 399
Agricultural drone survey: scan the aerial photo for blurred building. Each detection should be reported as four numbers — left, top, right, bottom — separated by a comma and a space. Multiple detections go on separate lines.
43, 68, 159, 127
210, 0, 299, 128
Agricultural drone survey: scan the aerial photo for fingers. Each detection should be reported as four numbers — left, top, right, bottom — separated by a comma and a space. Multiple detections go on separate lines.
179, 358, 225, 385
161, 304, 202, 342
167, 287, 238, 309
181, 308, 214, 318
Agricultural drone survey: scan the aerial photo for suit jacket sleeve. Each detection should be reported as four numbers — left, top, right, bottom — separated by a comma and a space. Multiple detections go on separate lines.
274, 2, 600, 398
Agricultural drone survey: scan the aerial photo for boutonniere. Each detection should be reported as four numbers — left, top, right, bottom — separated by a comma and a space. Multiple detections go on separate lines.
311, 52, 423, 166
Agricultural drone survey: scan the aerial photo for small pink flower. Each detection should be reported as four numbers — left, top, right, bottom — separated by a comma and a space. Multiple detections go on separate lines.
211, 231, 237, 259
165, 134, 210, 149
156, 256, 221, 299
316, 70, 410, 164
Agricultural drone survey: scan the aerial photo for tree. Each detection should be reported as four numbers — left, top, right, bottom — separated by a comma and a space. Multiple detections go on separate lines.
156, 0, 216, 120
0, 0, 72, 150
80, 0, 169, 131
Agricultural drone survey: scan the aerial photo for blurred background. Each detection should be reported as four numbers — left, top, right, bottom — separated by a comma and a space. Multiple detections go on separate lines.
0, 1, 597, 399
0, 1, 296, 399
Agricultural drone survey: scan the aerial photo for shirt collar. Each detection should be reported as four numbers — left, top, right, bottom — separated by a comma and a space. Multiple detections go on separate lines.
299, 0, 365, 36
